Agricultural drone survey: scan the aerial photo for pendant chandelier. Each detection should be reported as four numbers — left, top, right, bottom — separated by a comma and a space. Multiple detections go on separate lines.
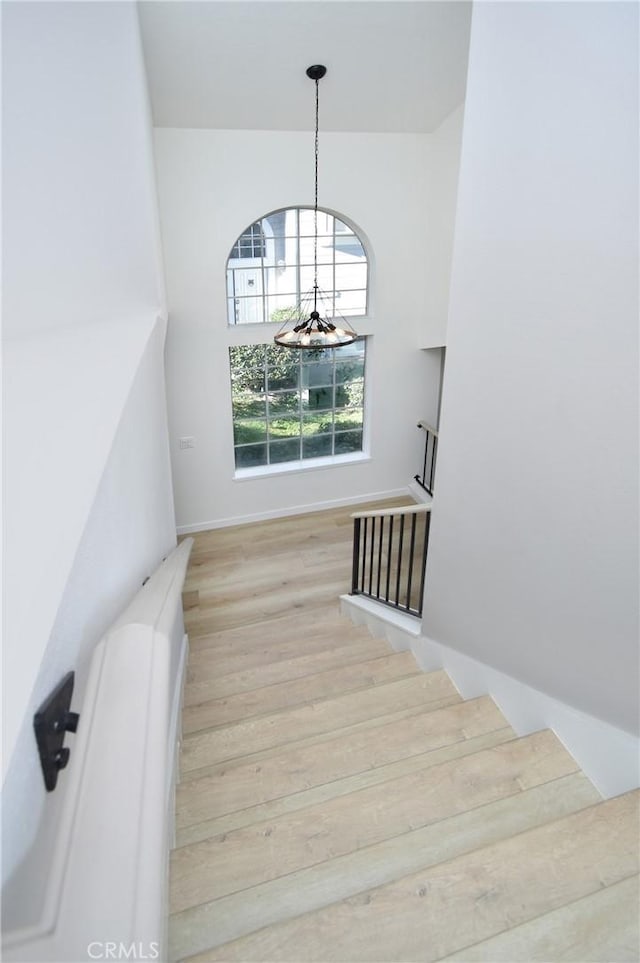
274, 65, 358, 350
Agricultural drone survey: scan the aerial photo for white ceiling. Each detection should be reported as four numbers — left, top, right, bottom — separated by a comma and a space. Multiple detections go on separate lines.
137, 1, 472, 134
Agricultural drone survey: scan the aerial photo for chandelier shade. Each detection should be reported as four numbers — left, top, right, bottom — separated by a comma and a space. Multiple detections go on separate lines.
274, 65, 358, 350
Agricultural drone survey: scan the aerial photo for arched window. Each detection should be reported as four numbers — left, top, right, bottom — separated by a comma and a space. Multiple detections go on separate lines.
226, 207, 368, 326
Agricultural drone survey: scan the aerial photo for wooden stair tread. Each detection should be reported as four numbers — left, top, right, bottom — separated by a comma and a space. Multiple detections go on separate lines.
439, 873, 640, 962
176, 696, 511, 829
187, 628, 390, 686
170, 729, 580, 914
180, 790, 638, 962
185, 577, 361, 636
183, 635, 396, 704
176, 728, 516, 847
186, 599, 355, 645
180, 670, 461, 772
182, 651, 421, 733
172, 773, 602, 961
178, 700, 474, 786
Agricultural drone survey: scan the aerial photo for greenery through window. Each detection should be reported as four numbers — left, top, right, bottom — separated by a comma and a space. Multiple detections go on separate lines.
230, 339, 366, 469
227, 208, 368, 325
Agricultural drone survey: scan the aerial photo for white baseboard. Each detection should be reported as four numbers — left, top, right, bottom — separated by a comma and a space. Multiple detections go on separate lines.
340, 595, 640, 800
176, 488, 412, 535
340, 594, 421, 653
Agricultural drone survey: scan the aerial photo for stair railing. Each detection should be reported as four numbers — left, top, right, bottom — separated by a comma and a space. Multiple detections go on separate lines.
415, 420, 438, 496
351, 503, 432, 618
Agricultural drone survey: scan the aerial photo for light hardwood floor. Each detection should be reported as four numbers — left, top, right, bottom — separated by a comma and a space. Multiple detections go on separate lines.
171, 501, 640, 962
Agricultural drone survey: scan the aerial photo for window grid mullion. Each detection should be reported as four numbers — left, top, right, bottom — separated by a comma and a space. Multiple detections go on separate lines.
231, 268, 237, 324
260, 234, 267, 325
332, 218, 337, 320
264, 345, 272, 465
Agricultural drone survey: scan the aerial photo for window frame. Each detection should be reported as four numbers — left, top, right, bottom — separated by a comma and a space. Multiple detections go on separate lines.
225, 207, 372, 478
229, 338, 369, 475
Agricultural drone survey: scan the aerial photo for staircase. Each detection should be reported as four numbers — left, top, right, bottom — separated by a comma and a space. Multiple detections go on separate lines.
170, 504, 639, 963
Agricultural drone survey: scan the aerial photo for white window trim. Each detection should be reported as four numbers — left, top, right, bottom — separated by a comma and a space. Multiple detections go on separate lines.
233, 450, 371, 482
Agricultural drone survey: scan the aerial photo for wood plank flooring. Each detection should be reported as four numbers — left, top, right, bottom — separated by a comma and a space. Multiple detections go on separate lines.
170, 500, 640, 962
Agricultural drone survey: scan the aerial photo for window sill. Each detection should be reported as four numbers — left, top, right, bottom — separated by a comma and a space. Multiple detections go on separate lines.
234, 451, 371, 481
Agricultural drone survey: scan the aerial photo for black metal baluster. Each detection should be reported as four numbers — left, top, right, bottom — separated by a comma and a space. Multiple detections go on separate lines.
376, 517, 384, 600
368, 517, 376, 596
361, 517, 368, 594
351, 516, 361, 595
421, 433, 428, 488
428, 433, 437, 495
415, 425, 438, 496
395, 514, 405, 607
406, 513, 417, 612
385, 516, 394, 603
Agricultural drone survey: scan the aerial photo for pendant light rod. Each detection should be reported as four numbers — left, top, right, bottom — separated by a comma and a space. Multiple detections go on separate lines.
306, 65, 326, 315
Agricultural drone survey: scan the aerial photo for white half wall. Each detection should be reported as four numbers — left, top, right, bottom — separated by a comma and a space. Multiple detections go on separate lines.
154, 128, 445, 530
2, 318, 177, 924
423, 2, 639, 735
2, 0, 166, 339
3, 542, 191, 959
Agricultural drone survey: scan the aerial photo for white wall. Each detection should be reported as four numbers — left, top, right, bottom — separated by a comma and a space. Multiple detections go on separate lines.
2, 0, 166, 339
423, 1, 639, 734
1, 0, 176, 921
155, 129, 443, 531
422, 104, 464, 348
